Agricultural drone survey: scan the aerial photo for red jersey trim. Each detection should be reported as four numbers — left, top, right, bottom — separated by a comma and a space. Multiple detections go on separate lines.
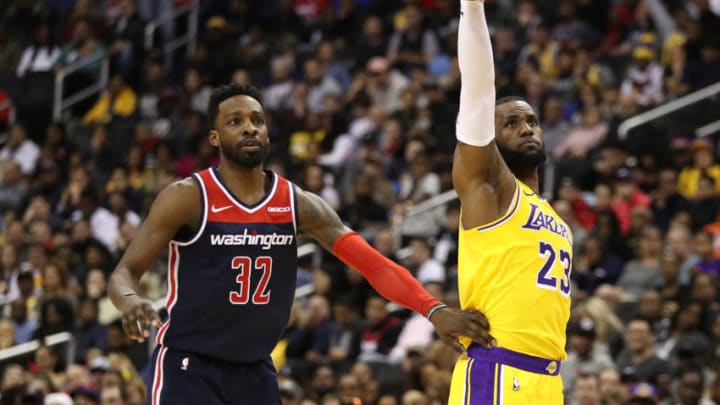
208, 168, 278, 214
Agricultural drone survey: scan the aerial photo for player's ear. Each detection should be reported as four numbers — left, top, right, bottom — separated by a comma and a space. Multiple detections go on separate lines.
208, 130, 219, 147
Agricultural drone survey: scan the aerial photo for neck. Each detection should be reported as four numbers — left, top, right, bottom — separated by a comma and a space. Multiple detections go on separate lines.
631, 347, 651, 363
515, 169, 540, 193
217, 160, 267, 195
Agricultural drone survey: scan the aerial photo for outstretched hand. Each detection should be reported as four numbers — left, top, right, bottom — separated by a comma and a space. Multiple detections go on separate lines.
429, 307, 495, 353
120, 296, 163, 343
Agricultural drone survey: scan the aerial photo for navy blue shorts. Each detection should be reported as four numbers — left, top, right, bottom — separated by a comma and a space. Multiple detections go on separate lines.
148, 345, 281, 405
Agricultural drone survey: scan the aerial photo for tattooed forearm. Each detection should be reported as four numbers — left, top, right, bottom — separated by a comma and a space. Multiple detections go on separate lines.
296, 187, 351, 250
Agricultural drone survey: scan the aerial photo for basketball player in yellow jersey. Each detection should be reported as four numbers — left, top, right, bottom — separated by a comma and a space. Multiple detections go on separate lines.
447, 1, 572, 404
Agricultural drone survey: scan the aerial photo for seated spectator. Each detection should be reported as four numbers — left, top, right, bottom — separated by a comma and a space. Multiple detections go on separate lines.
573, 235, 626, 296
107, 0, 146, 80
572, 373, 602, 405
405, 239, 445, 284
652, 168, 692, 233
328, 296, 363, 374
693, 231, 720, 276
678, 139, 720, 200
615, 317, 672, 385
361, 57, 410, 114
358, 295, 404, 364
0, 123, 40, 176
286, 295, 334, 372
620, 46, 664, 107
181, 68, 212, 114
618, 226, 663, 299
554, 105, 608, 160
389, 282, 444, 365
562, 319, 616, 398
340, 174, 388, 233
0, 160, 28, 213
541, 97, 571, 157
387, 3, 440, 71
83, 74, 138, 124
16, 24, 59, 78
55, 18, 105, 82
666, 225, 701, 287
610, 168, 652, 236
598, 368, 625, 405
691, 177, 720, 230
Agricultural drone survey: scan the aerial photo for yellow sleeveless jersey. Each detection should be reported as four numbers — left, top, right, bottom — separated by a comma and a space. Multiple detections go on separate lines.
458, 179, 572, 360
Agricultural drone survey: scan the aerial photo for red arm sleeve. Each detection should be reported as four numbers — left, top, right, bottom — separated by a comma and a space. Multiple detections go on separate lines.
332, 232, 441, 316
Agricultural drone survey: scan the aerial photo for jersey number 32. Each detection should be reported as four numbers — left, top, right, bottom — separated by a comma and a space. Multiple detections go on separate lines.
229, 256, 272, 305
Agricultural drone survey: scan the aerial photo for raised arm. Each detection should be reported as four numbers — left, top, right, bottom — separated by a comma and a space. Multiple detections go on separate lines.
453, 0, 515, 228
295, 187, 493, 350
107, 178, 200, 342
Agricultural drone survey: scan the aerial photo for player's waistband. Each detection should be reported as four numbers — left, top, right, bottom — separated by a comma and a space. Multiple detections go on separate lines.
467, 345, 561, 376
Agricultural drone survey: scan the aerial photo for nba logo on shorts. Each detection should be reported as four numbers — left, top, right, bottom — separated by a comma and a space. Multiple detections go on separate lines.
181, 357, 190, 371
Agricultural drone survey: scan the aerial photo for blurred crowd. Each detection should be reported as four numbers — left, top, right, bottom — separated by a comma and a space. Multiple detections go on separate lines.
0, 0, 719, 404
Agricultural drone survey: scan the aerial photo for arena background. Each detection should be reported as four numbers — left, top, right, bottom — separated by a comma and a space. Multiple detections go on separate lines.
0, 0, 719, 404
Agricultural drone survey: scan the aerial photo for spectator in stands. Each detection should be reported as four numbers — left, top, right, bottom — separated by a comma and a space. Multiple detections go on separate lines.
672, 369, 712, 405
652, 168, 692, 233
317, 40, 351, 92
352, 16, 387, 70
398, 149, 441, 239
678, 139, 720, 200
692, 231, 720, 276
33, 345, 64, 389
340, 173, 388, 234
618, 226, 664, 298
615, 317, 672, 385
74, 297, 107, 364
9, 298, 36, 345
181, 67, 212, 114
387, 3, 440, 72
107, 0, 146, 81
611, 167, 652, 236
563, 319, 616, 398
303, 57, 342, 114
262, 55, 295, 112
286, 294, 334, 376
358, 295, 404, 364
554, 105, 609, 161
540, 97, 571, 157
0, 160, 28, 213
83, 74, 138, 124
598, 368, 626, 405
0, 123, 39, 176
0, 318, 16, 350
56, 18, 105, 78
328, 296, 363, 374
389, 281, 443, 364
572, 373, 603, 405
405, 239, 445, 285
620, 46, 664, 108
574, 235, 626, 296
360, 56, 410, 115
100, 384, 127, 405
16, 24, 59, 78
656, 301, 710, 365
669, 226, 702, 285
684, 38, 720, 91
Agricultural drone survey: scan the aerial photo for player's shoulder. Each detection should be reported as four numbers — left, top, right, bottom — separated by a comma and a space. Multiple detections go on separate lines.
154, 177, 201, 208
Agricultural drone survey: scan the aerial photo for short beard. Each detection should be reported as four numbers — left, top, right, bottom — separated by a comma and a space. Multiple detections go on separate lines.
220, 138, 269, 168
497, 143, 547, 172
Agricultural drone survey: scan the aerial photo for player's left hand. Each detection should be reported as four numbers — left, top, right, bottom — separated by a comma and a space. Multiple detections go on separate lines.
430, 307, 495, 353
